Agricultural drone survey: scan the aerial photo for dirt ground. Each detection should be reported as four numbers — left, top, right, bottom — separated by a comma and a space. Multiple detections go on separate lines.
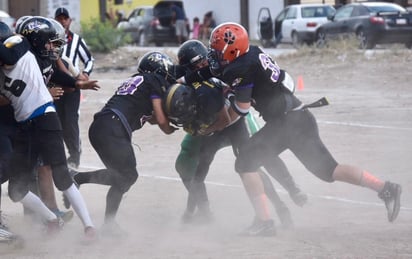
1, 45, 412, 258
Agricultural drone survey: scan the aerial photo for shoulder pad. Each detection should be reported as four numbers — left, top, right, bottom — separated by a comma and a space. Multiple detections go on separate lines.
4, 35, 23, 48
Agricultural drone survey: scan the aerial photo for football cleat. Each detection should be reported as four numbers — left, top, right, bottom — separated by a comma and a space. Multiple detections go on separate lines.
239, 218, 276, 236
378, 181, 402, 222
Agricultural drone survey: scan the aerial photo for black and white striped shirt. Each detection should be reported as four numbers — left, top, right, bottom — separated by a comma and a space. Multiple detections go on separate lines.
63, 30, 94, 75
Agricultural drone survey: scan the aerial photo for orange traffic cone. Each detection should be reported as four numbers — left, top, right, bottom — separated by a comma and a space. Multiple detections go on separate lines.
297, 75, 304, 91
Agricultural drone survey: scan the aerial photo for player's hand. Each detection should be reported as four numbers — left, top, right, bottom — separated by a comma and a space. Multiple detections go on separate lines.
165, 125, 179, 134
197, 126, 214, 136
49, 87, 64, 100
76, 80, 100, 91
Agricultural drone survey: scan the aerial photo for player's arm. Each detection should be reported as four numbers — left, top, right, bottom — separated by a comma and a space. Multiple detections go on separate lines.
152, 98, 178, 135
50, 68, 100, 91
198, 105, 231, 135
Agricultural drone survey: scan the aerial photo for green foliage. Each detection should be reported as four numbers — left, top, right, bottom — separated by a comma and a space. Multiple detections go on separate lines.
80, 18, 132, 53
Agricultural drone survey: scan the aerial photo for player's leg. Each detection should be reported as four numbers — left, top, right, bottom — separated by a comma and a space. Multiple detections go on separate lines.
244, 113, 307, 206
38, 113, 95, 239
289, 109, 401, 222
37, 164, 73, 222
257, 169, 293, 228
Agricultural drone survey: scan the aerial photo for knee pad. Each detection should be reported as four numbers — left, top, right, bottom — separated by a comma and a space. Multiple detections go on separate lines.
8, 181, 28, 202
51, 164, 74, 191
235, 156, 260, 173
113, 168, 138, 193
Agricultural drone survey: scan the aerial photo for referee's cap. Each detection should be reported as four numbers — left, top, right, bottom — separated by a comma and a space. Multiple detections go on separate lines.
55, 7, 70, 18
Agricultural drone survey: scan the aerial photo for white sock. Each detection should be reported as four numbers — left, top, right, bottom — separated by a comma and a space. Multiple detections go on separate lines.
63, 184, 94, 228
20, 191, 56, 221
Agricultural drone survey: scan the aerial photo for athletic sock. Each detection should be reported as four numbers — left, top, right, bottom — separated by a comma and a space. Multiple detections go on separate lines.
251, 193, 271, 221
20, 191, 56, 221
63, 184, 94, 228
360, 170, 385, 192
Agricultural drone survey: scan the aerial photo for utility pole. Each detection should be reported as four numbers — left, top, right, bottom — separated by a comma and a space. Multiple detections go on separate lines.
240, 0, 249, 32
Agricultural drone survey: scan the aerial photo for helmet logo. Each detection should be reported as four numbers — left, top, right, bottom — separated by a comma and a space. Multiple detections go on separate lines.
224, 30, 235, 45
23, 20, 48, 34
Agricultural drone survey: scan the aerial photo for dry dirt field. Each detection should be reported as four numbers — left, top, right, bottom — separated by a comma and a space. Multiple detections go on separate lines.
1, 45, 412, 258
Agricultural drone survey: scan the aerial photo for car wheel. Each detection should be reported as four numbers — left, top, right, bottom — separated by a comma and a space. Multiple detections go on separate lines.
357, 29, 375, 49
292, 32, 301, 48
154, 41, 164, 47
316, 30, 326, 48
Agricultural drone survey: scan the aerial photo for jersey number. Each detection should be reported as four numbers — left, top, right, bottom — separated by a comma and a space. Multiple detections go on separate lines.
116, 76, 144, 95
4, 76, 26, 97
259, 53, 281, 83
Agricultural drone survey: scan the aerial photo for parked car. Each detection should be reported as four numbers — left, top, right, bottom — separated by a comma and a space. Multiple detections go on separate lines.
316, 2, 412, 49
117, 0, 185, 46
117, 6, 153, 46
258, 4, 336, 48
0, 10, 16, 31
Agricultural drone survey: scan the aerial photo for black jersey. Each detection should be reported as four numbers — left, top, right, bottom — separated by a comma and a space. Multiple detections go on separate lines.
35, 52, 77, 88
184, 78, 225, 135
220, 45, 302, 120
103, 73, 169, 131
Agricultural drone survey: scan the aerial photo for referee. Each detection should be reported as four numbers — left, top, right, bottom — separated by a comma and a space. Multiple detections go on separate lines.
55, 7, 95, 168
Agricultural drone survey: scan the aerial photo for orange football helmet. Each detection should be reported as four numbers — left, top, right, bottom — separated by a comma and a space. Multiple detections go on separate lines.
209, 22, 249, 65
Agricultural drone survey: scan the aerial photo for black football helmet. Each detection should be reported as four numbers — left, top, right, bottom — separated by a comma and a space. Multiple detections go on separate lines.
137, 51, 175, 82
177, 39, 208, 70
0, 21, 12, 42
19, 16, 59, 59
163, 83, 197, 126
47, 18, 66, 58
15, 15, 32, 35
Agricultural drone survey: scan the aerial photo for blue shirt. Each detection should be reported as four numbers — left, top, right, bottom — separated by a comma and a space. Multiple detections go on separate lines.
171, 4, 186, 20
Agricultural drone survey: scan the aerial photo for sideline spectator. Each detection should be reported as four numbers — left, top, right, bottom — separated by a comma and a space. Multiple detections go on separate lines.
201, 11, 216, 40
170, 3, 188, 44
191, 17, 201, 39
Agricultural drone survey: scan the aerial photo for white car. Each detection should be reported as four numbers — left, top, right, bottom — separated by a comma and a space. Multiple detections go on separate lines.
259, 4, 336, 48
0, 10, 16, 31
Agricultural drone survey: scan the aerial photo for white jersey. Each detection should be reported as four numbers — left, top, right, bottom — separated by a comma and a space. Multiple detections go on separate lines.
0, 51, 53, 122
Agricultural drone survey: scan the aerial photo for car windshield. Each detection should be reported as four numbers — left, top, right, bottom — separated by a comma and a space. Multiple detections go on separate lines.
367, 5, 406, 14
301, 6, 335, 18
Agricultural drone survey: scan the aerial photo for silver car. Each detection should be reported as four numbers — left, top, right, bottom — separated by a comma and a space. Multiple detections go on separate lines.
117, 6, 153, 46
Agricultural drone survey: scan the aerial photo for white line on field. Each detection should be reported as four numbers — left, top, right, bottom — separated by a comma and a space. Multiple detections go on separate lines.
80, 164, 412, 212
318, 120, 412, 131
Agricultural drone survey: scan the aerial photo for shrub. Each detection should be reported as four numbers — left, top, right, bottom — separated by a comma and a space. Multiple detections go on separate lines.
80, 18, 132, 53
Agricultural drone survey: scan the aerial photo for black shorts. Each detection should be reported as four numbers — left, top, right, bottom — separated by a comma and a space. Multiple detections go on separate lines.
88, 112, 138, 191
8, 112, 73, 200
235, 109, 338, 182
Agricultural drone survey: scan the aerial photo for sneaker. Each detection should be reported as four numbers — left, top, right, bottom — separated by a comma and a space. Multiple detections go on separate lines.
378, 181, 402, 222
289, 190, 308, 207
193, 209, 214, 224
240, 218, 276, 236
0, 227, 24, 248
83, 226, 98, 244
45, 217, 64, 236
52, 209, 74, 223
181, 210, 195, 224
0, 211, 9, 231
100, 221, 128, 238
276, 206, 294, 229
